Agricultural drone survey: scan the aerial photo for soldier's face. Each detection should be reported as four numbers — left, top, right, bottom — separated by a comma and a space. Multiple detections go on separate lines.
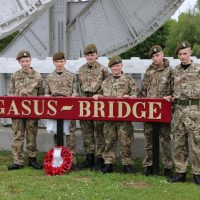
151, 51, 164, 65
110, 63, 123, 76
54, 59, 66, 72
177, 48, 192, 64
85, 53, 97, 64
18, 57, 31, 70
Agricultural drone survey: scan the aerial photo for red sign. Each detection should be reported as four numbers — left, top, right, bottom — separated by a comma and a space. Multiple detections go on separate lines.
0, 96, 171, 122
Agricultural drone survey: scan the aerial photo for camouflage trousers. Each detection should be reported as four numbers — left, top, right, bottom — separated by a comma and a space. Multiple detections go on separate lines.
54, 121, 77, 164
143, 122, 173, 169
80, 120, 104, 157
103, 121, 134, 165
12, 118, 38, 165
173, 105, 200, 174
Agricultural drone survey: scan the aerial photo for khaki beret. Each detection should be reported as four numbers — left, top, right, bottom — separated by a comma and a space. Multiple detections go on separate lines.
16, 50, 31, 60
108, 55, 122, 68
175, 41, 191, 54
83, 44, 97, 55
53, 51, 65, 61
149, 45, 163, 58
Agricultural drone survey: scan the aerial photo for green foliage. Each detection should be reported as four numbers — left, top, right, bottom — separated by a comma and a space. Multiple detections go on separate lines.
196, 0, 200, 10
0, 32, 18, 53
160, 1, 200, 58
122, 0, 200, 59
121, 20, 173, 59
164, 11, 200, 57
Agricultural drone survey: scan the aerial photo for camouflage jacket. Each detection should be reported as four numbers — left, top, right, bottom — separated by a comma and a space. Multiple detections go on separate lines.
141, 58, 174, 98
99, 73, 138, 97
45, 68, 78, 96
9, 68, 42, 96
78, 61, 109, 96
173, 61, 200, 100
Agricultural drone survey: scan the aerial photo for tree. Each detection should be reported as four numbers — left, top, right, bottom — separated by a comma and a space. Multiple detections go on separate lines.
165, 0, 200, 57
120, 20, 173, 59
196, 0, 200, 10
121, 0, 200, 59
165, 12, 197, 57
0, 32, 18, 53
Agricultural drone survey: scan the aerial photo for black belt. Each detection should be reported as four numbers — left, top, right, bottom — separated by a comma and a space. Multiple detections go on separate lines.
175, 99, 199, 106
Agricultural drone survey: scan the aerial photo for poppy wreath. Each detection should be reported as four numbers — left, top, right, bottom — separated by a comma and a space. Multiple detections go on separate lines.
43, 146, 73, 176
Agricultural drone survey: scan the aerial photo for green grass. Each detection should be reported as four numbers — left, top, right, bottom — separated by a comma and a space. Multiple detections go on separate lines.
0, 151, 199, 200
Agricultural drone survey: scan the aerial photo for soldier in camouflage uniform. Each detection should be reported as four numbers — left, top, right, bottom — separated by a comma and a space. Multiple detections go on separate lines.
141, 45, 173, 177
45, 52, 78, 169
78, 44, 109, 170
8, 50, 43, 170
168, 42, 200, 185
93, 56, 138, 173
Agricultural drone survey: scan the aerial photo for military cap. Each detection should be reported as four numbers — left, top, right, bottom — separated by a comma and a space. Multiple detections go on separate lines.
149, 45, 163, 58
83, 44, 97, 55
52, 51, 66, 61
16, 50, 31, 60
175, 41, 191, 54
108, 55, 122, 68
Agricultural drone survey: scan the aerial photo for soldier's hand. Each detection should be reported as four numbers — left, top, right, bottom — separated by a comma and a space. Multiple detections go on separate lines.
163, 96, 172, 102
93, 94, 99, 100
123, 95, 129, 98
19, 89, 29, 96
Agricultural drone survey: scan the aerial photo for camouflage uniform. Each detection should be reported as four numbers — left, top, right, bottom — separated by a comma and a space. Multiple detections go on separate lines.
99, 73, 137, 165
9, 68, 43, 165
79, 61, 109, 156
45, 68, 78, 164
141, 58, 173, 169
173, 61, 200, 175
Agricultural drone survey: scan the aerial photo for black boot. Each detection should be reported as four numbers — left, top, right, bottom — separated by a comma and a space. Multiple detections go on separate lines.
101, 164, 113, 174
144, 166, 153, 176
164, 168, 172, 178
29, 157, 43, 169
78, 154, 95, 170
71, 164, 78, 171
168, 173, 186, 183
8, 163, 24, 170
123, 165, 134, 173
193, 174, 200, 185
93, 157, 105, 171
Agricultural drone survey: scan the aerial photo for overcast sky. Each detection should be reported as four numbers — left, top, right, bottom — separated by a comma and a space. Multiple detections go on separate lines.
172, 0, 197, 19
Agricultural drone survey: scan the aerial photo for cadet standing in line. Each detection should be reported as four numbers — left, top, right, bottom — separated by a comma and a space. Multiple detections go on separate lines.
78, 44, 109, 170
168, 42, 200, 184
141, 45, 173, 177
93, 56, 138, 173
45, 52, 78, 169
8, 50, 43, 170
